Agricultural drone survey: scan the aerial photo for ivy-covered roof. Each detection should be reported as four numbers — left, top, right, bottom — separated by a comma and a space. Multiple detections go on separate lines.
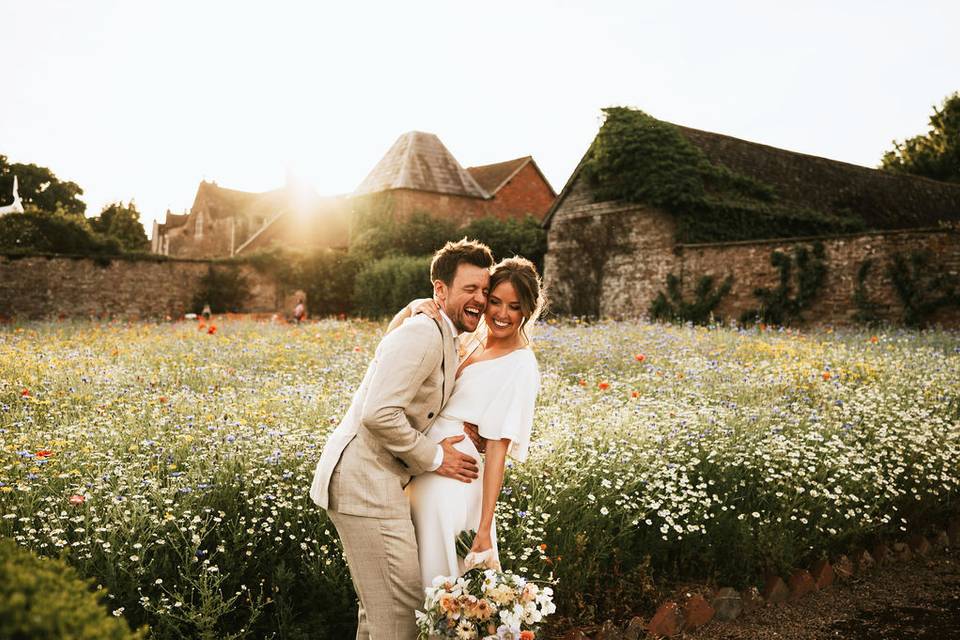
545, 108, 960, 243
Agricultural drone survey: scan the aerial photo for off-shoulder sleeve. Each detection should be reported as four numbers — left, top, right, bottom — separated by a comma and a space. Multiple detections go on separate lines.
476, 351, 540, 462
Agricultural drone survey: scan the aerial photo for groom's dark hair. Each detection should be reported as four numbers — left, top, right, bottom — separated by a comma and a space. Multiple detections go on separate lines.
430, 238, 494, 285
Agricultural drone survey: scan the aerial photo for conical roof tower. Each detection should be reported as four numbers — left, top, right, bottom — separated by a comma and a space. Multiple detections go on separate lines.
355, 131, 489, 199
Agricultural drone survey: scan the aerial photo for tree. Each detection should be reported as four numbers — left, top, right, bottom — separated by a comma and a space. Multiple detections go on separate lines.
0, 206, 120, 255
90, 201, 149, 252
351, 211, 458, 259
881, 92, 960, 183
460, 215, 547, 272
0, 155, 86, 216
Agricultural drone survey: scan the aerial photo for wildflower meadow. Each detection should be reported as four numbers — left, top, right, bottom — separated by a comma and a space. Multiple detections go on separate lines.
1, 318, 958, 638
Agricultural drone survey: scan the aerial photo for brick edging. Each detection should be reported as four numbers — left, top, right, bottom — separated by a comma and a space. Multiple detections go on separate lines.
562, 515, 960, 639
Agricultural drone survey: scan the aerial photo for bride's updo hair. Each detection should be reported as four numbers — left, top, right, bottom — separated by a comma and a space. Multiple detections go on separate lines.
488, 256, 546, 343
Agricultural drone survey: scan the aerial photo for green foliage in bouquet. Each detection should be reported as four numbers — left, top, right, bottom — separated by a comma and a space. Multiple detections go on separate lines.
456, 529, 477, 559
0, 538, 147, 639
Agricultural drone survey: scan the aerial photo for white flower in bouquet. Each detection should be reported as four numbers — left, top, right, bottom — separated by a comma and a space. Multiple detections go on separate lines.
456, 618, 478, 639
495, 624, 521, 640
416, 568, 554, 640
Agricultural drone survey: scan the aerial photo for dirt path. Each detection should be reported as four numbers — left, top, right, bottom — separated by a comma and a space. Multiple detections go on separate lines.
696, 548, 960, 640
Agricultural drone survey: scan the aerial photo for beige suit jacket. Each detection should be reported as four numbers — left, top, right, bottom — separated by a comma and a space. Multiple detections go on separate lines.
310, 314, 457, 519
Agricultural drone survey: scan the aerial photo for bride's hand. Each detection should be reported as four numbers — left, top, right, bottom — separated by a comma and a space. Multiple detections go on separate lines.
470, 530, 493, 553
465, 531, 500, 570
413, 298, 441, 320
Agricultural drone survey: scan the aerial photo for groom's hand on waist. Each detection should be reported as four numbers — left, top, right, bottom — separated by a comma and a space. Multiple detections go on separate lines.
435, 436, 479, 483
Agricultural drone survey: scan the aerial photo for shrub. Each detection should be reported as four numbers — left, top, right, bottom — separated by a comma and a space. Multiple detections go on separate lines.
649, 273, 733, 324
741, 242, 827, 325
0, 208, 121, 255
351, 211, 547, 271
461, 214, 547, 272
887, 250, 960, 327
246, 248, 361, 316
192, 265, 251, 314
351, 211, 459, 259
0, 538, 146, 639
353, 254, 432, 317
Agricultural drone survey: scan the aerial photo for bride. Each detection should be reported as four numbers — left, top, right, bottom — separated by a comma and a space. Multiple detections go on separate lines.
390, 256, 544, 590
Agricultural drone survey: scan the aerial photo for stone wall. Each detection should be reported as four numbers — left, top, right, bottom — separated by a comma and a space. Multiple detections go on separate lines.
0, 255, 283, 321
545, 185, 960, 326
545, 176, 677, 318
674, 228, 960, 326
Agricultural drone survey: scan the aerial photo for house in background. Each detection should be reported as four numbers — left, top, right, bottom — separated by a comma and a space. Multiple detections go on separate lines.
352, 131, 556, 226
152, 131, 555, 258
151, 180, 349, 258
543, 112, 960, 324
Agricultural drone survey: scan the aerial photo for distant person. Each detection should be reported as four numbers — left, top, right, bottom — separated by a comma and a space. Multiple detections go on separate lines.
293, 298, 306, 324
201, 303, 212, 322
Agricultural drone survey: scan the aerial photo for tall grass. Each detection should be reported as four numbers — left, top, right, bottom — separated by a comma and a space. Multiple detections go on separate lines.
1, 319, 958, 635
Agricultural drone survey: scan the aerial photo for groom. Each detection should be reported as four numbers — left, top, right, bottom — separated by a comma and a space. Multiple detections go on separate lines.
310, 238, 494, 639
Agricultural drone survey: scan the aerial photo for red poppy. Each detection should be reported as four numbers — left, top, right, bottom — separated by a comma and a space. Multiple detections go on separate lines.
635, 354, 646, 363
598, 381, 610, 390
208, 325, 217, 335
36, 450, 54, 458
69, 494, 86, 505
631, 391, 640, 398
21, 389, 30, 397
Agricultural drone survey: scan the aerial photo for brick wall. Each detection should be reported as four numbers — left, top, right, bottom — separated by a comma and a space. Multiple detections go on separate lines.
389, 188, 491, 223
0, 255, 283, 321
545, 183, 960, 326
354, 174, 555, 228
486, 162, 556, 220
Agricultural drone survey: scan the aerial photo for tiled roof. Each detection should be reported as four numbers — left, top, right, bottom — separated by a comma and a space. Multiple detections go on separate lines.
466, 157, 531, 195
160, 212, 189, 229
354, 131, 488, 198
192, 181, 292, 220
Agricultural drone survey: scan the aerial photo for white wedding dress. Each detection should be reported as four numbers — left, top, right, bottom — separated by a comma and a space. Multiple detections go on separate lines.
407, 347, 540, 589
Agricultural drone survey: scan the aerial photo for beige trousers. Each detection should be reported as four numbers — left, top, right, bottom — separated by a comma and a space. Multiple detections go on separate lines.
327, 510, 423, 640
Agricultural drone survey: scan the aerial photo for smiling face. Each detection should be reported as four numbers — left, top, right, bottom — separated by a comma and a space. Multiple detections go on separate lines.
434, 262, 490, 333
485, 281, 525, 342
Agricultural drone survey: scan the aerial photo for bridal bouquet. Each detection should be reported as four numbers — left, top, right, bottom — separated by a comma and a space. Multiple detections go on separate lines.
415, 567, 556, 640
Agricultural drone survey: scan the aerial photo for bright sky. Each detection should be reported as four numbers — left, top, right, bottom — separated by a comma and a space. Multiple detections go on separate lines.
3, 1, 958, 236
